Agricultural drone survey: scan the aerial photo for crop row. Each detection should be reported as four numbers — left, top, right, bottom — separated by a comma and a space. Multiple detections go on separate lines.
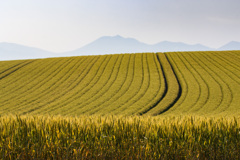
165, 51, 240, 116
0, 53, 167, 116
0, 51, 239, 116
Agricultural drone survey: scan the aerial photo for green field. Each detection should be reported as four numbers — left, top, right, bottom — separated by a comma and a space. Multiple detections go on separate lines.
0, 51, 239, 116
0, 51, 240, 159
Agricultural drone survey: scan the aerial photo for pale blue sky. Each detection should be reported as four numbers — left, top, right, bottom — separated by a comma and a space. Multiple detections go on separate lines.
0, 0, 240, 52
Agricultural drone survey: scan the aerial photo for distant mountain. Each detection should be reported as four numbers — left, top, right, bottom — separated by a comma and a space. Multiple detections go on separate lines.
218, 41, 240, 50
1, 36, 240, 61
0, 42, 56, 60
62, 35, 213, 56
62, 35, 150, 56
151, 41, 212, 52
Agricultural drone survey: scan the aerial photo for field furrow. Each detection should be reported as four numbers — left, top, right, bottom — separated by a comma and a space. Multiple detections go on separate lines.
165, 53, 200, 113
0, 58, 63, 101
0, 51, 239, 117
144, 53, 180, 115
59, 55, 122, 115
192, 52, 233, 115
18, 57, 89, 114
94, 54, 144, 115
0, 60, 34, 80
39, 55, 110, 114
0, 60, 29, 77
0, 58, 74, 113
85, 54, 135, 115
64, 54, 125, 115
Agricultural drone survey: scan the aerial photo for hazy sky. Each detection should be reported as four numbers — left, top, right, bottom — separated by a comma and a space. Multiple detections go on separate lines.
0, 0, 240, 52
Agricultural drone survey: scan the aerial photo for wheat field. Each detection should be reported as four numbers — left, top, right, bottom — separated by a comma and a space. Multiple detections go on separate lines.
0, 51, 240, 159
0, 51, 239, 116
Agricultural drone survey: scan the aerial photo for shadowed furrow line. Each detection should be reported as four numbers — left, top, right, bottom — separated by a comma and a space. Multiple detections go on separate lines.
0, 58, 74, 113
191, 52, 231, 115
83, 54, 134, 115
138, 53, 167, 115
26, 56, 100, 115
109, 54, 145, 115
91, 54, 138, 115
180, 53, 209, 113
0, 60, 28, 77
39, 55, 110, 114
0, 60, 34, 80
89, 54, 137, 115
144, 53, 181, 116
0, 58, 63, 101
175, 53, 207, 113
196, 52, 234, 115
60, 55, 122, 115
113, 53, 150, 115
65, 55, 124, 115
118, 53, 164, 116
134, 53, 166, 115
174, 52, 222, 115
18, 57, 88, 114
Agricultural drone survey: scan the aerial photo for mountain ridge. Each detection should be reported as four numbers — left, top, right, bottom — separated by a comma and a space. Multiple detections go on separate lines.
1, 36, 240, 60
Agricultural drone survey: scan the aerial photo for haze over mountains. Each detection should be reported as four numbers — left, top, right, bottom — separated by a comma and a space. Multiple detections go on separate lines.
1, 35, 240, 60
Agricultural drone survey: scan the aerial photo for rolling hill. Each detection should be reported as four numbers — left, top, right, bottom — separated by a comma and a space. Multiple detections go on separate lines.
0, 51, 239, 117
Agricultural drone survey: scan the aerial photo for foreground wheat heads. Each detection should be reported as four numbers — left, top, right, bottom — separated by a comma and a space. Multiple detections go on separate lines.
0, 115, 239, 159
0, 51, 239, 116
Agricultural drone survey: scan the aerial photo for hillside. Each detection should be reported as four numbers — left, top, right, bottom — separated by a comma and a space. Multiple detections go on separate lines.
0, 51, 239, 116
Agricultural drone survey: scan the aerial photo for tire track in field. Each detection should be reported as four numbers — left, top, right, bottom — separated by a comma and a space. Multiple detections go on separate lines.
163, 53, 189, 114
144, 53, 181, 115
138, 53, 167, 115
172, 52, 202, 113
134, 53, 165, 115
119, 53, 162, 116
